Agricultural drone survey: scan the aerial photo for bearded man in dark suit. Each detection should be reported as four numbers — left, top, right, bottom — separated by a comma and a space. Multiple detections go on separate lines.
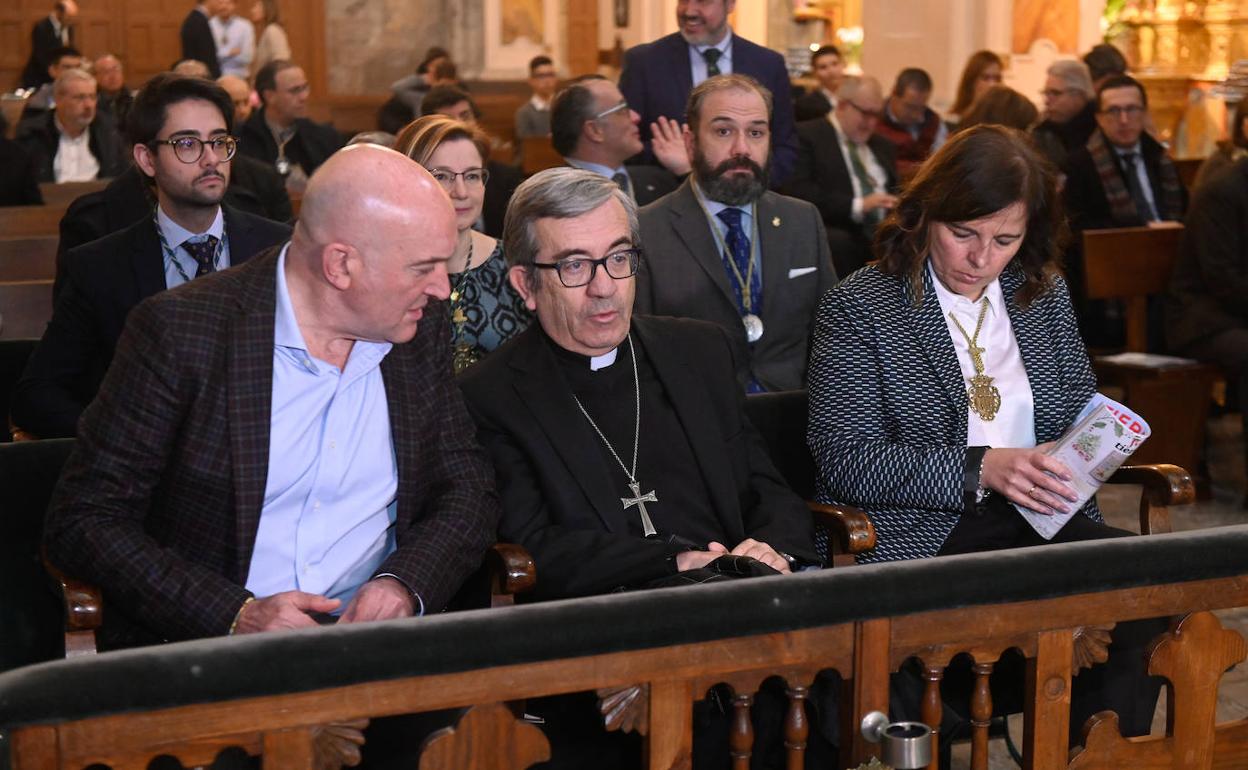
12, 74, 290, 440
636, 74, 837, 393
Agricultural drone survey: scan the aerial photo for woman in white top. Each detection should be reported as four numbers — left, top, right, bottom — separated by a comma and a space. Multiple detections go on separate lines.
807, 124, 1163, 740
250, 0, 290, 79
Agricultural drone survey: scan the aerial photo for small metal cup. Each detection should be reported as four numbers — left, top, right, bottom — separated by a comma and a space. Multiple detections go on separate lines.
860, 711, 933, 769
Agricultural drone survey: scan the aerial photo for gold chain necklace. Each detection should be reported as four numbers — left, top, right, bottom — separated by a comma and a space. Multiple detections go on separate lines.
948, 297, 1001, 421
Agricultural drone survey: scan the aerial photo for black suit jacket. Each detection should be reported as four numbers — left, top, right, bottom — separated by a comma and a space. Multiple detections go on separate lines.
56, 160, 293, 282
482, 160, 523, 238
793, 90, 833, 122
459, 316, 816, 600
782, 118, 898, 276
618, 32, 799, 185
0, 137, 43, 206
45, 247, 499, 648
15, 110, 126, 183
627, 164, 679, 206
20, 16, 72, 89
11, 206, 291, 439
238, 108, 345, 179
180, 7, 221, 78
1166, 157, 1248, 353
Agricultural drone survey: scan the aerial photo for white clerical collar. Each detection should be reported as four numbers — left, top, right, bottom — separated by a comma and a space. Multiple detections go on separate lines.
589, 348, 618, 371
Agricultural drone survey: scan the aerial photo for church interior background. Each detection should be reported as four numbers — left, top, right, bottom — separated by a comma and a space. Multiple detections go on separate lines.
2, 0, 1246, 158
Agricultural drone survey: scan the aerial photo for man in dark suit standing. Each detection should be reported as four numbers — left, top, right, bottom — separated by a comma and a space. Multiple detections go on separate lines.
44, 142, 498, 652
636, 74, 837, 393
460, 166, 823, 769
180, 0, 224, 78
19, 0, 77, 89
12, 75, 290, 439
550, 75, 678, 207
239, 59, 345, 195
783, 75, 899, 277
618, 0, 798, 185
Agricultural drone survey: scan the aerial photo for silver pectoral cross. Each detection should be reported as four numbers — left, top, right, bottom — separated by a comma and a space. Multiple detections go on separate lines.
621, 482, 659, 537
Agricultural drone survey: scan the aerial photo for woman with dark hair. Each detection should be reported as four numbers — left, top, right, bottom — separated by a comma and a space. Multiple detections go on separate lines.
949, 50, 1004, 123
1192, 97, 1248, 191
395, 115, 530, 372
954, 84, 1039, 132
807, 123, 1162, 740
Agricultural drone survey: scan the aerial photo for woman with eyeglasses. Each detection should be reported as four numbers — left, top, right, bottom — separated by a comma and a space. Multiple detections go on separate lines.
395, 115, 532, 373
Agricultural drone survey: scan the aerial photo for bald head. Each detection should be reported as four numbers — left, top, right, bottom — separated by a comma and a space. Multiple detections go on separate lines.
216, 74, 252, 123
288, 145, 457, 346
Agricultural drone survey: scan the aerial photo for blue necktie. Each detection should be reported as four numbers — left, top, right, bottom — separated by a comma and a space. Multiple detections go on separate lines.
715, 207, 762, 317
182, 236, 219, 277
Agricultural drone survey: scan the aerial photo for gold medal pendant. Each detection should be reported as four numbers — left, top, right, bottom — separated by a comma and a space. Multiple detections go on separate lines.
967, 374, 1001, 421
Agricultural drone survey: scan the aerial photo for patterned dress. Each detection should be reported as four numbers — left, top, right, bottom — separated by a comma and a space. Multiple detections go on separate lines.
449, 242, 532, 373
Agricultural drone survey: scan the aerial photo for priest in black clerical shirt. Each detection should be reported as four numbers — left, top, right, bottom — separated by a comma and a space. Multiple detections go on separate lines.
459, 167, 817, 600
458, 166, 829, 770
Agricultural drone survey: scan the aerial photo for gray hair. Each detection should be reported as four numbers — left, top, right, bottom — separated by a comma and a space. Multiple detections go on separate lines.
54, 67, 95, 96
1047, 59, 1094, 99
837, 74, 883, 103
503, 167, 639, 290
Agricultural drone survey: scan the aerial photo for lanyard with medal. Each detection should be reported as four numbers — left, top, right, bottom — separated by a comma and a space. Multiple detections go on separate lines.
274, 127, 296, 176
153, 209, 227, 283
696, 192, 764, 343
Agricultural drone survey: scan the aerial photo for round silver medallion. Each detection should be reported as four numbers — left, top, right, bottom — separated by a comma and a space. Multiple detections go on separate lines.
743, 313, 764, 343
275, 157, 291, 176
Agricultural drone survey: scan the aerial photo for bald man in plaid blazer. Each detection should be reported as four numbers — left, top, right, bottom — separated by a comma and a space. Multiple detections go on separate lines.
45, 146, 500, 649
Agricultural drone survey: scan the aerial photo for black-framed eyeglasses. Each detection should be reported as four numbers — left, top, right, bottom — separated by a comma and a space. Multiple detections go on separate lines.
428, 168, 490, 189
531, 248, 641, 287
1100, 104, 1145, 119
845, 101, 883, 121
593, 100, 630, 121
150, 135, 238, 164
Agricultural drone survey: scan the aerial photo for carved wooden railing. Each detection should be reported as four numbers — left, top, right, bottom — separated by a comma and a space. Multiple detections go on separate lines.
2, 525, 1247, 770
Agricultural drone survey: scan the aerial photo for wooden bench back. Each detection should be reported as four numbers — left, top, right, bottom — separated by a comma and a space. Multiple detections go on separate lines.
0, 280, 53, 340
1082, 224, 1184, 352
37, 180, 108, 209
519, 137, 563, 176
0, 237, 58, 282
0, 206, 65, 239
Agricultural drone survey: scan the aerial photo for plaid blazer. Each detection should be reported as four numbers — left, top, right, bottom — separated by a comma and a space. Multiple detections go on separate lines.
807, 263, 1101, 564
45, 246, 500, 648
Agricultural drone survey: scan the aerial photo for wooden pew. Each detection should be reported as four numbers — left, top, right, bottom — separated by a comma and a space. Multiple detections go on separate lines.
37, 180, 108, 209
519, 137, 563, 176
0, 206, 65, 239
0, 236, 58, 282
1083, 225, 1220, 486
2, 525, 1245, 770
0, 280, 53, 340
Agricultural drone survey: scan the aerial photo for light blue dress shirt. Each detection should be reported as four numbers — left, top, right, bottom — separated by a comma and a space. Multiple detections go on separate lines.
688, 30, 734, 87
245, 245, 400, 613
157, 205, 230, 289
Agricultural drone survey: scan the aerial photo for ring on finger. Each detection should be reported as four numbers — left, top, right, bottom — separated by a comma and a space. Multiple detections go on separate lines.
1026, 485, 1038, 498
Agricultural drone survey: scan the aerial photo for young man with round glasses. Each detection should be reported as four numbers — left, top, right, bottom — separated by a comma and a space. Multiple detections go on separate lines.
459, 166, 825, 768
11, 73, 289, 439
